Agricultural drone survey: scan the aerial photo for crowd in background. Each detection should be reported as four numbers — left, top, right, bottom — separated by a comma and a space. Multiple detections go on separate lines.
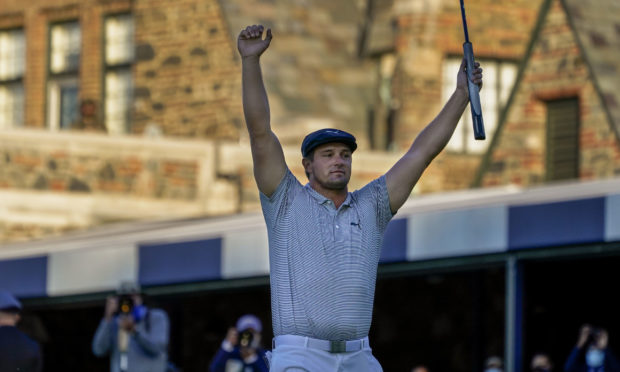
2, 286, 619, 372
410, 325, 620, 372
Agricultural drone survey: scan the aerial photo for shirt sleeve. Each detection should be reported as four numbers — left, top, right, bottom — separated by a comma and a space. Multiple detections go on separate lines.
132, 309, 169, 357
355, 175, 394, 232
92, 318, 114, 357
259, 168, 301, 226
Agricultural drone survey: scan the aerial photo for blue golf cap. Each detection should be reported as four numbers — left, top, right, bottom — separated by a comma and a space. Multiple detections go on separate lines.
301, 128, 357, 158
0, 290, 22, 312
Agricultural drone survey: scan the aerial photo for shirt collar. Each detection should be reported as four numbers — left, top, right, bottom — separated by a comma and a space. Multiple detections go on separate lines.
304, 183, 353, 208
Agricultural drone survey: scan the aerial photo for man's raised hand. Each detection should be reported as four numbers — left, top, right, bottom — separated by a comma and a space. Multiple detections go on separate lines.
238, 25, 272, 59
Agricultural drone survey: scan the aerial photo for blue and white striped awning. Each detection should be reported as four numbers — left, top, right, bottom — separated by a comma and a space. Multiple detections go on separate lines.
1, 178, 619, 298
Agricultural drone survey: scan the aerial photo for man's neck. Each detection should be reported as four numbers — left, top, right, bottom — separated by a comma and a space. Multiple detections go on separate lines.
309, 181, 348, 209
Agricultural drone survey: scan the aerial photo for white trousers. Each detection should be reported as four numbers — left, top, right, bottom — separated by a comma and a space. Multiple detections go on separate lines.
267, 337, 383, 372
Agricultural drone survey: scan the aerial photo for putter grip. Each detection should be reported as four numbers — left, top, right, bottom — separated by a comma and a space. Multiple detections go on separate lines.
463, 42, 485, 140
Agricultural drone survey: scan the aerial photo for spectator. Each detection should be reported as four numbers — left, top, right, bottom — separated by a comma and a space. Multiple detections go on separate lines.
0, 290, 42, 372
531, 353, 553, 372
92, 282, 169, 372
209, 314, 269, 372
485, 356, 504, 372
564, 325, 620, 372
73, 99, 104, 131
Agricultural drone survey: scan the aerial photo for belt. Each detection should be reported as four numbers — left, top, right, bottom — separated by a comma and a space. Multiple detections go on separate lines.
273, 335, 369, 353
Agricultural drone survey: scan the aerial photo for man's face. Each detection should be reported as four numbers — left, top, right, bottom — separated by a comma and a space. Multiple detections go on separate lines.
0, 311, 20, 326
131, 294, 143, 306
531, 355, 552, 371
303, 142, 352, 190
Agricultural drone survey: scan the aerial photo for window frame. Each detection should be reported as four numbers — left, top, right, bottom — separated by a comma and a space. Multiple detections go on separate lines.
442, 55, 519, 155
103, 12, 134, 135
545, 97, 580, 181
46, 19, 81, 131
0, 27, 26, 129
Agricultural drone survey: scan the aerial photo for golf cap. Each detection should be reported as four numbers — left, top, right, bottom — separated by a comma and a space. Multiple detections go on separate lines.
301, 128, 357, 158
117, 281, 141, 295
236, 314, 262, 332
0, 290, 22, 312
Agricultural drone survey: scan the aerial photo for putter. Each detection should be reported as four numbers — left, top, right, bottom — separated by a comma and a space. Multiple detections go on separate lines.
460, 0, 485, 140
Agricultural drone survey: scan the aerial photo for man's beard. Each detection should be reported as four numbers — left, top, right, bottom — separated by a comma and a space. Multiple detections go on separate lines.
317, 174, 350, 190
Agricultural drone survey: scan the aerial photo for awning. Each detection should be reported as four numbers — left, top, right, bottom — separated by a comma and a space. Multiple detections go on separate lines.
1, 178, 619, 298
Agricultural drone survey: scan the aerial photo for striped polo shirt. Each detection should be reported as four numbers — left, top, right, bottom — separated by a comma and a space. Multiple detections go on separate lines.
260, 169, 394, 341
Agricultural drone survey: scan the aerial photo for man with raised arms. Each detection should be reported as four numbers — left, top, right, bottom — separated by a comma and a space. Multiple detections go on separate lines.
238, 24, 483, 372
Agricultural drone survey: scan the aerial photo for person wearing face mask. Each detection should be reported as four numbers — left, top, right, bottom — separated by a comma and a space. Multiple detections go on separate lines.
531, 353, 553, 372
484, 356, 504, 372
209, 314, 269, 372
564, 324, 620, 372
92, 282, 170, 372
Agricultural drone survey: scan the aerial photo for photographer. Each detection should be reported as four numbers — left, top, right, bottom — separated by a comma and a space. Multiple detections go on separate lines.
209, 314, 268, 372
0, 290, 42, 372
92, 283, 169, 372
564, 324, 620, 372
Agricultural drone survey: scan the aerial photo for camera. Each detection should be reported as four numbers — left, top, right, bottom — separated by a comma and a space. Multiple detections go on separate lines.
586, 327, 603, 347
118, 294, 135, 315
239, 329, 254, 348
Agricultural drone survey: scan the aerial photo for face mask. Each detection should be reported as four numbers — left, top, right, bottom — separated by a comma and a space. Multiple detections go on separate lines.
586, 348, 605, 368
485, 369, 502, 372
132, 305, 148, 322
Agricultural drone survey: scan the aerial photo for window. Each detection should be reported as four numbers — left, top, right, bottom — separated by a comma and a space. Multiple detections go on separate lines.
546, 97, 579, 181
370, 53, 397, 150
47, 21, 80, 130
0, 28, 25, 129
104, 14, 134, 134
442, 57, 517, 154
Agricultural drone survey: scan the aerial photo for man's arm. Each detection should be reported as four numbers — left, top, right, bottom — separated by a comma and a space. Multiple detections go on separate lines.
91, 318, 114, 357
563, 346, 583, 372
385, 58, 482, 213
132, 310, 169, 357
238, 25, 287, 197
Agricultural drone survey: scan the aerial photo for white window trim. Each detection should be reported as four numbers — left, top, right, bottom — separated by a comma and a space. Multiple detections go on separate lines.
442, 56, 517, 155
47, 76, 79, 131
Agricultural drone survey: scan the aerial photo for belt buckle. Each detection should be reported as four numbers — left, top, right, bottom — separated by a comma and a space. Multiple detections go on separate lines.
329, 340, 347, 353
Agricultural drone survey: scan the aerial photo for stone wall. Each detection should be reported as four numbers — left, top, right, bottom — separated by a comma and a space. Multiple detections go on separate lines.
219, 0, 379, 149
132, 0, 242, 138
0, 0, 542, 194
0, 129, 399, 243
6, 0, 607, 243
0, 129, 237, 242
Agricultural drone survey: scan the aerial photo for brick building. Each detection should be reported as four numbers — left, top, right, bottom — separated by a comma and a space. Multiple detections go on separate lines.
3, 0, 613, 243
1, 1, 620, 370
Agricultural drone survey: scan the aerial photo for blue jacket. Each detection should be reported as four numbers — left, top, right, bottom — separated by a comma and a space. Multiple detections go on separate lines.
209, 342, 269, 372
92, 308, 169, 372
564, 347, 620, 372
0, 326, 42, 372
